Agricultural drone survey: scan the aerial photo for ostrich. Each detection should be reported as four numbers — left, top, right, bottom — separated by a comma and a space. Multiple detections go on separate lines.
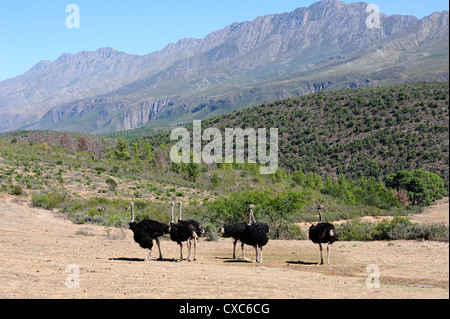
308, 202, 337, 265
177, 201, 205, 261
127, 201, 170, 261
221, 222, 247, 260
168, 202, 203, 261
222, 204, 269, 263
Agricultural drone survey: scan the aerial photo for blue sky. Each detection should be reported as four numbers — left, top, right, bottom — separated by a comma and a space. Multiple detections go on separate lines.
0, 0, 448, 81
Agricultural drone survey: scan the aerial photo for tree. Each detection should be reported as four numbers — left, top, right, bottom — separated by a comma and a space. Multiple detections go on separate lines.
304, 172, 323, 190
386, 169, 445, 206
186, 162, 200, 182
263, 190, 304, 239
59, 132, 75, 151
292, 170, 305, 186
106, 177, 118, 191
271, 168, 288, 182
132, 142, 141, 165
412, 169, 445, 202
171, 162, 182, 173
143, 140, 154, 165
77, 134, 92, 151
385, 171, 413, 192
407, 177, 431, 206
154, 146, 167, 168
211, 172, 221, 188
114, 138, 131, 161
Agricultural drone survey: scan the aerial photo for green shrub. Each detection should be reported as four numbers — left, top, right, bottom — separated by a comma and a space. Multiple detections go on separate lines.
32, 192, 67, 210
10, 185, 23, 196
202, 221, 220, 241
87, 208, 98, 217
372, 217, 411, 240
73, 212, 86, 225
336, 220, 375, 241
106, 177, 118, 191
276, 224, 307, 240
107, 213, 127, 228
336, 217, 449, 242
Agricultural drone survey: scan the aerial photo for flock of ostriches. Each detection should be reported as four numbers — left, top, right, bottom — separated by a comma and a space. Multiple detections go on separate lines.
128, 201, 336, 265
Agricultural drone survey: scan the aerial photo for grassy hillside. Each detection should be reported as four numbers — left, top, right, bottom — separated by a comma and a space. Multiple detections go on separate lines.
1, 82, 448, 242
204, 82, 448, 181
131, 82, 449, 187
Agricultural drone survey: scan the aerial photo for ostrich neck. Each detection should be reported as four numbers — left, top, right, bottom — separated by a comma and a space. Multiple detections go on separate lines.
131, 205, 135, 223
178, 206, 182, 221
318, 209, 323, 223
170, 206, 174, 224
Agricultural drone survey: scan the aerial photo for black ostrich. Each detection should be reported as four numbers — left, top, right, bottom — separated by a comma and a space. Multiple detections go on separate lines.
127, 201, 170, 261
176, 201, 205, 261
222, 204, 269, 263
308, 203, 337, 265
168, 202, 203, 261
221, 222, 248, 260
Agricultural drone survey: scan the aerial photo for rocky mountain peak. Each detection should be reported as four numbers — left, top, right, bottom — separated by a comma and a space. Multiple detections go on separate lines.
0, 1, 447, 134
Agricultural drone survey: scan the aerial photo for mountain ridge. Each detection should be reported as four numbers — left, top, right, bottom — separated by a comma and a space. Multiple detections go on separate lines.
0, 0, 448, 133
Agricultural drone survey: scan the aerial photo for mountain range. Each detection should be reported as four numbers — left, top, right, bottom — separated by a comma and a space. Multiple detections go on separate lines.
0, 0, 448, 134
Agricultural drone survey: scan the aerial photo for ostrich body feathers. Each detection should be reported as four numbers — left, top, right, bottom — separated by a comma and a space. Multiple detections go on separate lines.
309, 222, 337, 245
224, 222, 269, 248
130, 220, 170, 250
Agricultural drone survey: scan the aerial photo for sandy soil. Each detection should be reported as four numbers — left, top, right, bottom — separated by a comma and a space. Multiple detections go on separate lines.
410, 197, 449, 226
0, 193, 448, 299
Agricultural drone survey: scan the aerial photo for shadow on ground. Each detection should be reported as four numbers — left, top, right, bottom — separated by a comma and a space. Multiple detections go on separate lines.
285, 260, 318, 266
108, 257, 178, 262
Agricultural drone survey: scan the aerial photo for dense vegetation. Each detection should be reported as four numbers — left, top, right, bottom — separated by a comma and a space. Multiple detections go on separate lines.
135, 82, 449, 189
0, 82, 448, 242
214, 82, 448, 182
385, 169, 446, 206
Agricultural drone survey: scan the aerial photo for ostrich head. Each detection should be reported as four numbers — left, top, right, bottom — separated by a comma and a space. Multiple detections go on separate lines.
316, 202, 326, 222
248, 204, 255, 211
220, 225, 231, 237
316, 201, 325, 210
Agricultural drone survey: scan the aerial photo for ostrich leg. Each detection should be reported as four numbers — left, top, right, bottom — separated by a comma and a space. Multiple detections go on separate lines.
241, 242, 247, 260
255, 246, 259, 263
232, 240, 237, 259
259, 247, 263, 264
193, 238, 198, 261
179, 243, 183, 261
155, 238, 163, 260
319, 243, 324, 265
327, 244, 331, 265
187, 239, 192, 261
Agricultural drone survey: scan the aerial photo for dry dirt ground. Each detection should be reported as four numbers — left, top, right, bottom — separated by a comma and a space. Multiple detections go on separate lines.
0, 193, 448, 299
